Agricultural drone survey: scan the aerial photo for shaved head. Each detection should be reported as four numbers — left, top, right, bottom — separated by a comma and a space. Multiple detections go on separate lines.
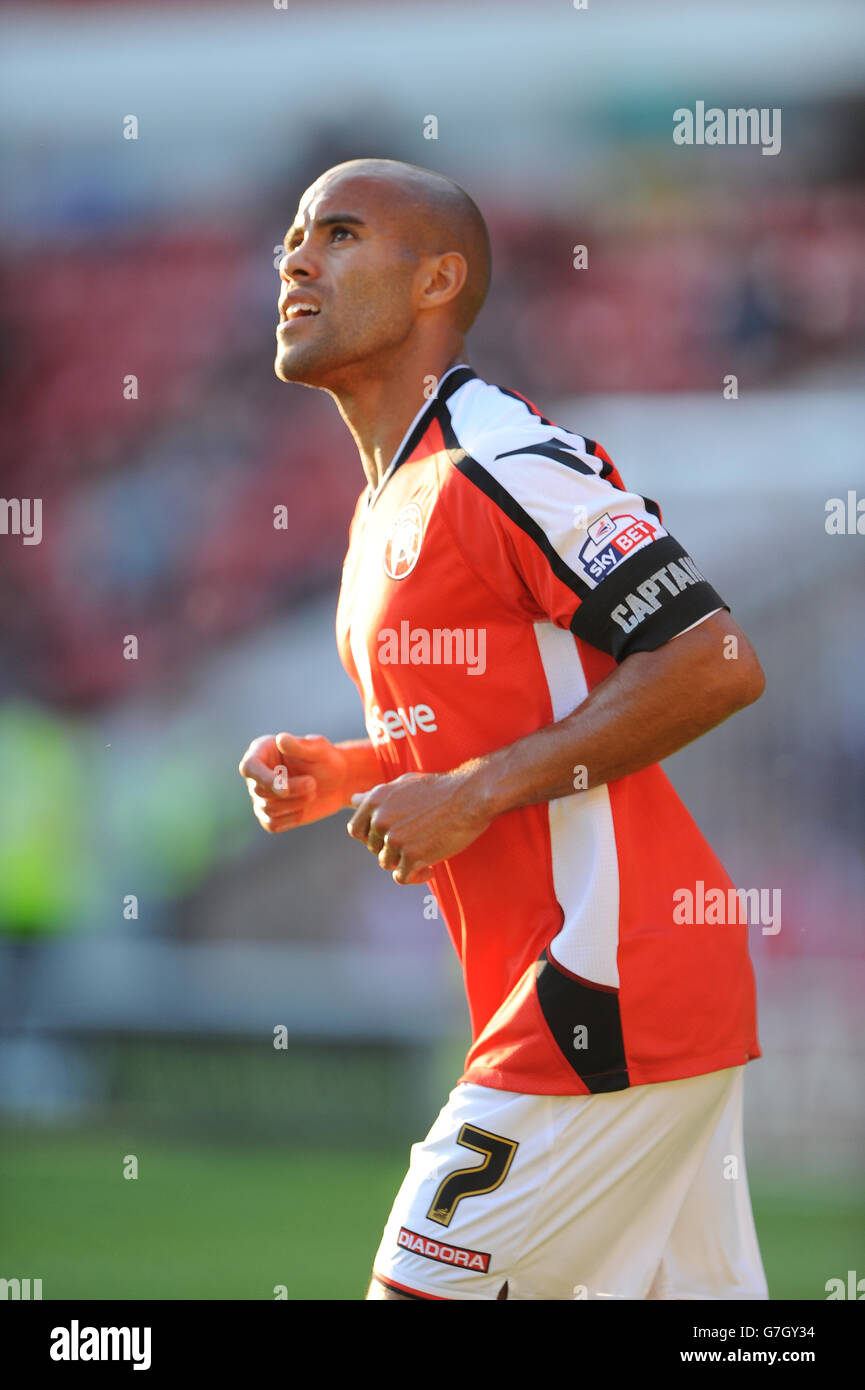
317, 158, 492, 333
275, 158, 491, 391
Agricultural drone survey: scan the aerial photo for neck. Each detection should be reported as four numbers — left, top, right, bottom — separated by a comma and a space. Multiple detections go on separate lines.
327, 341, 469, 491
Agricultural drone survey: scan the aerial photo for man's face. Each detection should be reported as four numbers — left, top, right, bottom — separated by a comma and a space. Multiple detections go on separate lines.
274, 173, 421, 387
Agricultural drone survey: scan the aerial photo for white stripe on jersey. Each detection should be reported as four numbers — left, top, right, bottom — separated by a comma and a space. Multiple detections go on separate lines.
532, 621, 621, 989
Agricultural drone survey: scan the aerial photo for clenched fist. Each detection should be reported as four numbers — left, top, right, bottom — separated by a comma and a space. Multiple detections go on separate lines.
238, 732, 353, 833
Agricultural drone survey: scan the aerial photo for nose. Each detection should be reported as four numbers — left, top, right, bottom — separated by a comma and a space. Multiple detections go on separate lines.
279, 240, 315, 284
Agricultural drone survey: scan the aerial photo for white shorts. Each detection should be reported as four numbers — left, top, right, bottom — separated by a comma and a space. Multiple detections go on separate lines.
372, 1066, 768, 1300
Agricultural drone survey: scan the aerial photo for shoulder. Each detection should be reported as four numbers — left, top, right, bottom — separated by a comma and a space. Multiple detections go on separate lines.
437, 372, 616, 505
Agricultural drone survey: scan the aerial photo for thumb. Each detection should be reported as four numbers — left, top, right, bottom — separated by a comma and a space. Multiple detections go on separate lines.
275, 732, 327, 761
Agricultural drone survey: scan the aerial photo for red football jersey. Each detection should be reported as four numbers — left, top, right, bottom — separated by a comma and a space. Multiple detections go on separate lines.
335, 365, 761, 1094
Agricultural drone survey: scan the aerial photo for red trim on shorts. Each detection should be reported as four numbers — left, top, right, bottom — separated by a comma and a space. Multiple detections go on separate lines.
375, 1274, 449, 1301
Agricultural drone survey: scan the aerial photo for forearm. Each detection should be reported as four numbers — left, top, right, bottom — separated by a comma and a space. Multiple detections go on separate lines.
461, 621, 764, 819
334, 738, 382, 804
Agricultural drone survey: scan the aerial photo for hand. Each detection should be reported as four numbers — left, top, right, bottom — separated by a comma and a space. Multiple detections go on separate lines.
238, 732, 351, 833
347, 770, 492, 885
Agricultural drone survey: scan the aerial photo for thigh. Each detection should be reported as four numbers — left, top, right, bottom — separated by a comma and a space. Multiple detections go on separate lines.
647, 1067, 769, 1300
507, 1067, 744, 1300
372, 1082, 556, 1300
372, 1070, 745, 1301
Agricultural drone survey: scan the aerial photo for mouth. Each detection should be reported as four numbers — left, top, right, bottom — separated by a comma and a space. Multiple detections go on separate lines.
277, 300, 321, 334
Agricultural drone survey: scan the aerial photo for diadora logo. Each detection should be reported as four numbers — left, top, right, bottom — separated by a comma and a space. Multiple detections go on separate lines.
384, 503, 424, 580
367, 703, 437, 745
578, 512, 660, 583
397, 1226, 490, 1272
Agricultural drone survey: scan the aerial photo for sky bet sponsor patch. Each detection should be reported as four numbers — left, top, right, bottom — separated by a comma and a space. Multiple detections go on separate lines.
577, 512, 662, 584
398, 1226, 491, 1272
571, 534, 728, 661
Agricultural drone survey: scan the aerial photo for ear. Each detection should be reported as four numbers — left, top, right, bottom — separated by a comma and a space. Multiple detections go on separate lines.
417, 251, 468, 314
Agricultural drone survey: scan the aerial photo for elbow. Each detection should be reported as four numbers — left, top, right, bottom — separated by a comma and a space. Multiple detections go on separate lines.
728, 651, 766, 713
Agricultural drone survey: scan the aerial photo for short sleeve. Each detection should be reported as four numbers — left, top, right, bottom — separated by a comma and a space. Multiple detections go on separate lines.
446, 431, 728, 662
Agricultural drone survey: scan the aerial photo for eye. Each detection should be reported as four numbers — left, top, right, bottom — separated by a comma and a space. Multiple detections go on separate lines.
330, 225, 356, 242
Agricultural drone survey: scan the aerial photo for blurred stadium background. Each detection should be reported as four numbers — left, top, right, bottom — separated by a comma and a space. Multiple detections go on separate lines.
1, 0, 863, 1300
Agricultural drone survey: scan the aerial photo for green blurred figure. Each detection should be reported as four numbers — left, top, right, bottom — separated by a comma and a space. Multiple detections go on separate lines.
0, 700, 95, 940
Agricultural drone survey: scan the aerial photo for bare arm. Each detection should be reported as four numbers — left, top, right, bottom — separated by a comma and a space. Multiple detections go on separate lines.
333, 738, 381, 805
469, 610, 765, 815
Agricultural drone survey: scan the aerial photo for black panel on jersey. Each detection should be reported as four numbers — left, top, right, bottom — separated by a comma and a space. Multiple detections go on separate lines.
535, 951, 629, 1093
570, 534, 729, 663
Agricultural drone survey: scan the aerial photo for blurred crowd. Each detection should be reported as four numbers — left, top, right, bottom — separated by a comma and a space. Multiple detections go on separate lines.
2, 181, 864, 707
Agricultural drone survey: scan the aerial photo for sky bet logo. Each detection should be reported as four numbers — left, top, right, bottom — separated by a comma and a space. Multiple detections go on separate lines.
578, 512, 659, 584
610, 555, 706, 634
